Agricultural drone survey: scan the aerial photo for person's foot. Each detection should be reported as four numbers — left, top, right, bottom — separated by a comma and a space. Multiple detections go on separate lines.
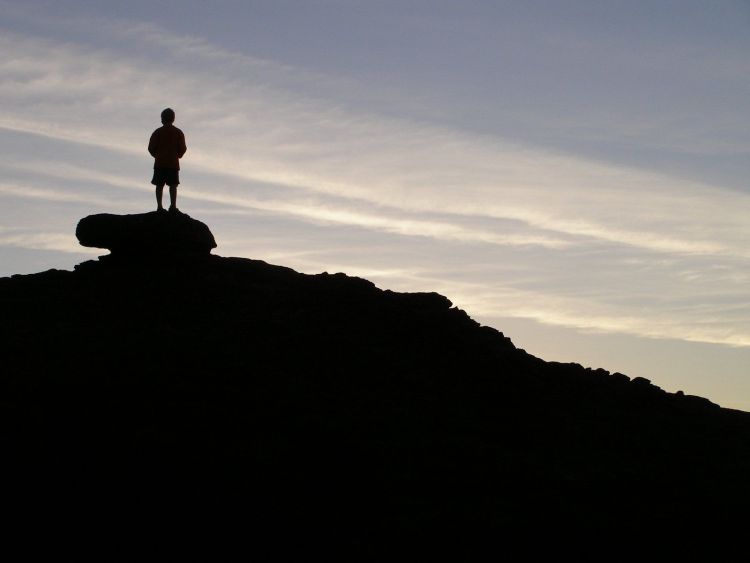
168, 206, 179, 214
157, 207, 167, 213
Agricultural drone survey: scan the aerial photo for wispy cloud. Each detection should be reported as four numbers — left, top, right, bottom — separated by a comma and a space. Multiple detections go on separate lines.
1, 26, 748, 258
0, 179, 115, 206
307, 265, 750, 348
0, 14, 748, 349
0, 157, 571, 249
0, 228, 98, 254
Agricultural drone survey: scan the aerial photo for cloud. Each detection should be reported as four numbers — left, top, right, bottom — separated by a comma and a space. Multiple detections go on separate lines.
0, 228, 98, 254
1, 24, 748, 259
0, 179, 115, 206
322, 267, 750, 348
0, 15, 749, 348
0, 156, 571, 249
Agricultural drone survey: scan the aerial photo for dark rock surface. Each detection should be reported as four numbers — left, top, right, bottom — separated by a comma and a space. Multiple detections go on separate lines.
2, 213, 749, 555
76, 211, 217, 256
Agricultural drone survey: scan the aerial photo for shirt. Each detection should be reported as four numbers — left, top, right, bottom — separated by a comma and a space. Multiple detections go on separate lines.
148, 124, 187, 169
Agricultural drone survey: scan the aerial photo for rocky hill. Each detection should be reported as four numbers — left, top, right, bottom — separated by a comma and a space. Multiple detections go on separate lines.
2, 211, 748, 554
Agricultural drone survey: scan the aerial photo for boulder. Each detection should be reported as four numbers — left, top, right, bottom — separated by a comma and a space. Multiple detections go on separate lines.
76, 211, 217, 256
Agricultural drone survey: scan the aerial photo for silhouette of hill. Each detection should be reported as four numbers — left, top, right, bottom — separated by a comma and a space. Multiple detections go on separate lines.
2, 212, 749, 555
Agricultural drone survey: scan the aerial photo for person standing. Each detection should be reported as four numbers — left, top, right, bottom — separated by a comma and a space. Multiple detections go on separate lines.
148, 108, 187, 213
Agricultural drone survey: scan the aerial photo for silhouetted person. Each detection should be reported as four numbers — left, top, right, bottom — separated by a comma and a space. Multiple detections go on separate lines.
148, 108, 187, 213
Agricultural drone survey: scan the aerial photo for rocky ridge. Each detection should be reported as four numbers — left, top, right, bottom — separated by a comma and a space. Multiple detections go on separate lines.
1, 211, 749, 555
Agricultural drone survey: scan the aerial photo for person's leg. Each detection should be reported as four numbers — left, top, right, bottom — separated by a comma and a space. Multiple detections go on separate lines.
168, 185, 177, 211
155, 183, 166, 211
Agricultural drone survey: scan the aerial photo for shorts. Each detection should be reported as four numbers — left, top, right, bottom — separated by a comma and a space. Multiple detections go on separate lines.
151, 167, 180, 187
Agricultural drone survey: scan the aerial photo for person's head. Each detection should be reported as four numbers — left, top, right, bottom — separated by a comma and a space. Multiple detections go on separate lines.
161, 108, 175, 124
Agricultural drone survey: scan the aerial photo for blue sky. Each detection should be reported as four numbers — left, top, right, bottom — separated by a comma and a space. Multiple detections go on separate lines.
1, 1, 749, 408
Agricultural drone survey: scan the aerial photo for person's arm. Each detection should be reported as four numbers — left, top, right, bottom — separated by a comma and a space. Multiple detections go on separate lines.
148, 131, 157, 157
177, 130, 187, 159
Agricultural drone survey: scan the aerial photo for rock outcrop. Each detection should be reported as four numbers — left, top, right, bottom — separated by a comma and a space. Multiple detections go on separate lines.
76, 211, 217, 256
2, 211, 749, 555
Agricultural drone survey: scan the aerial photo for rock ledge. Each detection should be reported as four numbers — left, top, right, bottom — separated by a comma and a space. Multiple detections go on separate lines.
76, 211, 217, 256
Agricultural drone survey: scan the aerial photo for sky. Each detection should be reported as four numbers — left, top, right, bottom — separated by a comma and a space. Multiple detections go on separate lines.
1, 0, 749, 408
